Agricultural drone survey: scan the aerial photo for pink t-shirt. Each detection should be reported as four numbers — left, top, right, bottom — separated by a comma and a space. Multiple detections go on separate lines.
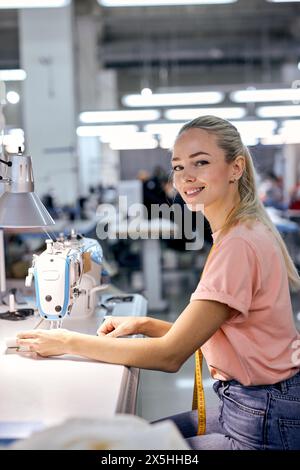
190, 221, 300, 386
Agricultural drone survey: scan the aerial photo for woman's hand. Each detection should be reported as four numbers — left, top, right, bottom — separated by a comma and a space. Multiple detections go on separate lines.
16, 329, 72, 357
97, 316, 142, 338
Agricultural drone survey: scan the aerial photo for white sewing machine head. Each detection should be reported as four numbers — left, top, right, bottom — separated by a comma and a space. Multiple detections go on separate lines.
26, 231, 105, 323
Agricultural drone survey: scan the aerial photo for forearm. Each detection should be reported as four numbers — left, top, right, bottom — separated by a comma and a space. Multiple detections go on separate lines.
139, 316, 173, 337
68, 332, 177, 372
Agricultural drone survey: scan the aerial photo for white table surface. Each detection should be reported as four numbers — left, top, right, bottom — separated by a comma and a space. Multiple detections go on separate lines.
0, 296, 144, 432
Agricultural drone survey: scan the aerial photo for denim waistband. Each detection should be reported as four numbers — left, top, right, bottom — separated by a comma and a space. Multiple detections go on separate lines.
272, 369, 300, 393
221, 370, 300, 392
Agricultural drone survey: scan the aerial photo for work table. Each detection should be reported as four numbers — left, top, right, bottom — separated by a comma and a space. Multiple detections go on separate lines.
0, 293, 147, 442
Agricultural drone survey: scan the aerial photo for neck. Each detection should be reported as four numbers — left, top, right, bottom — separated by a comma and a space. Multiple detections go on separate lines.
205, 192, 240, 234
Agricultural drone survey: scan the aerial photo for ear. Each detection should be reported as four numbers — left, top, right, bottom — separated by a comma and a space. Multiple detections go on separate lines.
230, 155, 245, 181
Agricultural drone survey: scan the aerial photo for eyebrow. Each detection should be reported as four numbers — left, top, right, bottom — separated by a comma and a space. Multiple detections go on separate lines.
171, 151, 211, 162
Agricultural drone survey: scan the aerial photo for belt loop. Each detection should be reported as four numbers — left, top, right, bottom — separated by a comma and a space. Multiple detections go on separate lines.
280, 379, 288, 394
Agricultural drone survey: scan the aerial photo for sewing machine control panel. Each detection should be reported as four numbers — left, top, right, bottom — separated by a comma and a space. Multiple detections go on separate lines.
100, 294, 147, 318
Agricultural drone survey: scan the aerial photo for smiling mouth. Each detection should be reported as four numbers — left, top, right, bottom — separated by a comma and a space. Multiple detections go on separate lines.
184, 187, 205, 196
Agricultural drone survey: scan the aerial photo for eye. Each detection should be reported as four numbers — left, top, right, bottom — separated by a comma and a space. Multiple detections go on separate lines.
195, 160, 209, 167
172, 165, 183, 171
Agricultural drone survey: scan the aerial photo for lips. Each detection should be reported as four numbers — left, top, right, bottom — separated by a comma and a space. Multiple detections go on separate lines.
184, 186, 205, 196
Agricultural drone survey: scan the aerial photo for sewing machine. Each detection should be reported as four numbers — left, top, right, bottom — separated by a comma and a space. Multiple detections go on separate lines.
25, 230, 106, 325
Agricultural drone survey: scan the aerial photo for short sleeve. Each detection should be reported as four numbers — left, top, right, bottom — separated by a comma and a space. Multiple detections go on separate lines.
190, 237, 261, 317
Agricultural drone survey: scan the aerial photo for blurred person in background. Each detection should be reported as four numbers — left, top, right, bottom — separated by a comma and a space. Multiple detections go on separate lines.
258, 171, 287, 211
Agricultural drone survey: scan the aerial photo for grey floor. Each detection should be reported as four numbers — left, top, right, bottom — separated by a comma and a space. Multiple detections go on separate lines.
114, 248, 300, 423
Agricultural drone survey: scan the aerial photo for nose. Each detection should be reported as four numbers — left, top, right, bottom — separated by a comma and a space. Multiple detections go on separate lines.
181, 171, 197, 183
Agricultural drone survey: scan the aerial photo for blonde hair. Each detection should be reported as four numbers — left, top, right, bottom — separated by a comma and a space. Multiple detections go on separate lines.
177, 115, 300, 292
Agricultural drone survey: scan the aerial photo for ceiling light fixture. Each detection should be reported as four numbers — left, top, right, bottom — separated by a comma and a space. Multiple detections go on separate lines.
256, 106, 300, 118
109, 134, 158, 150
0, 0, 70, 8
144, 123, 184, 134
6, 91, 20, 104
98, 0, 237, 7
141, 88, 153, 97
165, 107, 246, 120
76, 124, 139, 137
0, 70, 26, 81
281, 119, 300, 128
231, 120, 277, 141
267, 1, 300, 3
232, 119, 277, 131
123, 91, 224, 107
79, 110, 160, 124
231, 88, 300, 103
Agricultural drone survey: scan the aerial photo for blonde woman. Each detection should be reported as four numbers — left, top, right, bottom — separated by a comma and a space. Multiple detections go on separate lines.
18, 116, 300, 450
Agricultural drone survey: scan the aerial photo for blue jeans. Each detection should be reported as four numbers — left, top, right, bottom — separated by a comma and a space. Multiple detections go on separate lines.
155, 371, 300, 450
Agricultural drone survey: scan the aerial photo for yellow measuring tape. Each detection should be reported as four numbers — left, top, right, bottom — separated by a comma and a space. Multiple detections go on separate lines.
192, 348, 206, 435
192, 243, 215, 436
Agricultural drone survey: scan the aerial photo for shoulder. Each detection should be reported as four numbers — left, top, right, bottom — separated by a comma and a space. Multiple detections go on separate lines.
215, 221, 274, 254
211, 222, 274, 280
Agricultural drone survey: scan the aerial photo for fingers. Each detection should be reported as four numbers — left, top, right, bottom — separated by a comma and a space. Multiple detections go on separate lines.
97, 318, 116, 336
16, 338, 38, 352
106, 328, 121, 337
17, 330, 38, 339
97, 324, 123, 338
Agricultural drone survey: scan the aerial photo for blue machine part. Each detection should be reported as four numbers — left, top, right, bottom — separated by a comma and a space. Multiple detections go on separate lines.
75, 237, 103, 265
34, 257, 71, 321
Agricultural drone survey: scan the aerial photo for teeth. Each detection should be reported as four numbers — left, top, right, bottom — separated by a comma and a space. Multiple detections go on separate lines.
186, 187, 204, 195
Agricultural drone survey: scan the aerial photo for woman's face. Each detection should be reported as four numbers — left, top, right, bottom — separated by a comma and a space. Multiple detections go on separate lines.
172, 128, 236, 211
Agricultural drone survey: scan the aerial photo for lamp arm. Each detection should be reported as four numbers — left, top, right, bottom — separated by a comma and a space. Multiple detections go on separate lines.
0, 159, 12, 167
0, 155, 12, 183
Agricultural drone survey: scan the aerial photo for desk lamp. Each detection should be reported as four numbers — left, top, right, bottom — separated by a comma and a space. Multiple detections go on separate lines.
0, 147, 55, 320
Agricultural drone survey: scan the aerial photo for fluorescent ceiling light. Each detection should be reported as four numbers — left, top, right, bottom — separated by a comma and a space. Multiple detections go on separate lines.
231, 88, 300, 103
165, 107, 246, 120
0, 0, 70, 7
0, 69, 26, 81
76, 125, 138, 137
267, 1, 300, 3
262, 135, 300, 145
232, 120, 277, 141
109, 134, 158, 150
233, 119, 277, 134
99, 129, 145, 143
241, 137, 259, 147
144, 123, 184, 148
98, 0, 237, 7
232, 119, 277, 131
281, 119, 300, 128
6, 91, 20, 104
1, 128, 25, 153
122, 91, 224, 108
257, 105, 300, 118
278, 120, 300, 142
8, 128, 24, 137
160, 138, 176, 149
141, 87, 152, 96
79, 110, 160, 124
261, 135, 285, 146
144, 123, 184, 134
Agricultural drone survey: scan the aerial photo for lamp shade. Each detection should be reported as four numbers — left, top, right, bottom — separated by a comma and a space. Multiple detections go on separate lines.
0, 152, 55, 228
0, 192, 55, 228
